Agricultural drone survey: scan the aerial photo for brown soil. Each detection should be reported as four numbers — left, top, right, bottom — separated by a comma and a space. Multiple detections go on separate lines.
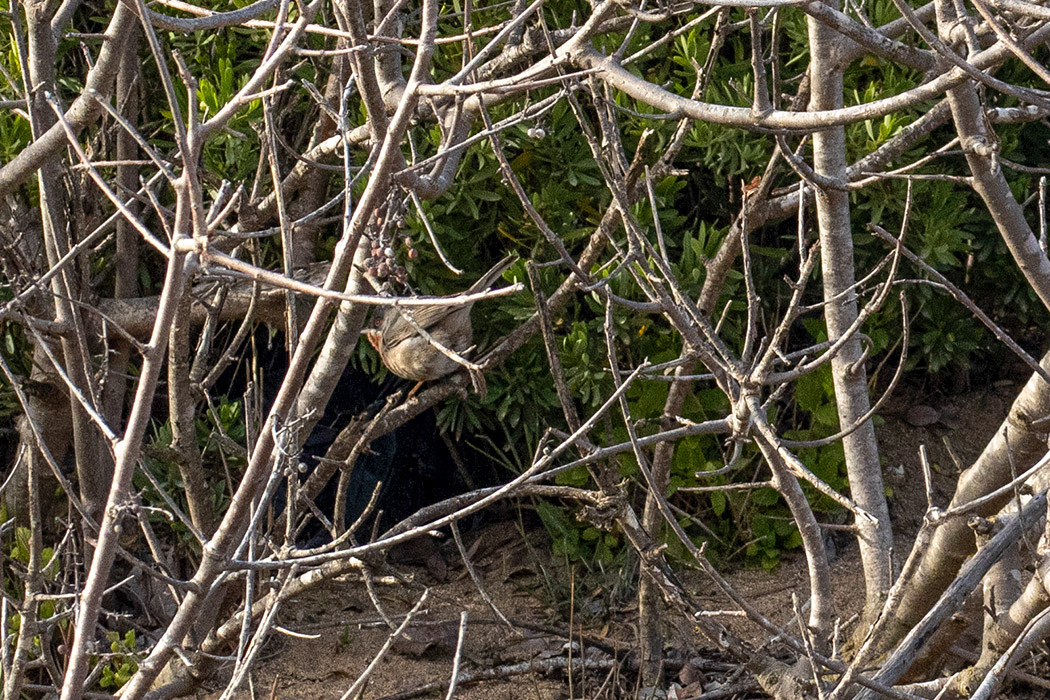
196, 383, 1026, 700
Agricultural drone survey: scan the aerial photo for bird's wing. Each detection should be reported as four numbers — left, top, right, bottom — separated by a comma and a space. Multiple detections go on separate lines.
381, 305, 455, 349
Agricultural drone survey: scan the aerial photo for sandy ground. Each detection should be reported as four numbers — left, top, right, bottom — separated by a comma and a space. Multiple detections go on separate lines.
194, 381, 1043, 700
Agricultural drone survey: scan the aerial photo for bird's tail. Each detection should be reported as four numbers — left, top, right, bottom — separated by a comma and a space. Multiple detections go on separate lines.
466, 255, 517, 295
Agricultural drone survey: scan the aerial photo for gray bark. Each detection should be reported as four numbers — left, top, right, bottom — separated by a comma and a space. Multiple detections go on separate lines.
808, 0, 894, 626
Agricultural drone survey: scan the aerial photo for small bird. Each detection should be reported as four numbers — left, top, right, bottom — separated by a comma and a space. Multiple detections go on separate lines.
364, 256, 516, 382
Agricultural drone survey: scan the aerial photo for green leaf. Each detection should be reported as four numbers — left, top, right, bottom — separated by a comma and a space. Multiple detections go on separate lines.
814, 402, 840, 428
709, 490, 726, 517
795, 370, 825, 413
752, 487, 780, 507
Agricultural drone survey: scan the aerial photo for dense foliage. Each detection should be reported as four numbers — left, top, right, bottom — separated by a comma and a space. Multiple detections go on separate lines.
4, 0, 1050, 695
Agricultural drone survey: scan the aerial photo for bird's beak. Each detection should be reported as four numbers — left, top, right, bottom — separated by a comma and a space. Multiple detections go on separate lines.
363, 328, 382, 351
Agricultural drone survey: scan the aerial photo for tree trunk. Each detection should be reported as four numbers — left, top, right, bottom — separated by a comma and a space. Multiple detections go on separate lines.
808, 0, 894, 629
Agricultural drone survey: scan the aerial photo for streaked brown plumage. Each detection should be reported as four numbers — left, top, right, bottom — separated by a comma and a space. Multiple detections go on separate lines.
365, 256, 515, 382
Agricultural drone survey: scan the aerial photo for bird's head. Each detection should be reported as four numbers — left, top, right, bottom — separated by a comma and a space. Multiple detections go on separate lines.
363, 307, 386, 351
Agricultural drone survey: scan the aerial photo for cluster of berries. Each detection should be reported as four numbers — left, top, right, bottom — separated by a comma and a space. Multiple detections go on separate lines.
364, 225, 416, 284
